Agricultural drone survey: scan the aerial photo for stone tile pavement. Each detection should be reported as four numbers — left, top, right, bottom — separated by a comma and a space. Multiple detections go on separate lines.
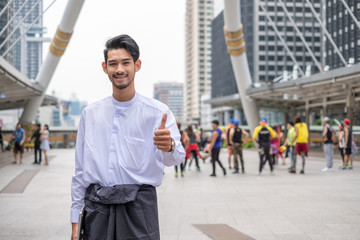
0, 148, 359, 240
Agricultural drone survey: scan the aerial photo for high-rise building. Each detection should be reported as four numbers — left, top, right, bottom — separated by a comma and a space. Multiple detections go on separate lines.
0, 0, 14, 63
154, 82, 184, 124
184, 0, 214, 124
1, 0, 49, 80
325, 0, 360, 69
210, 0, 323, 125
14, 0, 49, 80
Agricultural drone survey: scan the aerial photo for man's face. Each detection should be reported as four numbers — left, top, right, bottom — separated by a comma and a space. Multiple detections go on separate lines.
211, 123, 217, 130
16, 124, 21, 130
102, 48, 141, 91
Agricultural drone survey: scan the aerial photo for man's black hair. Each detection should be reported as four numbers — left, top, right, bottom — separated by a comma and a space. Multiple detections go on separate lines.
36, 123, 41, 128
294, 116, 302, 124
103, 34, 140, 64
212, 120, 219, 126
288, 121, 294, 126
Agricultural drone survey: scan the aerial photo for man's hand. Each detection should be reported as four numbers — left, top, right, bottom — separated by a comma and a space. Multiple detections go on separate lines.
154, 113, 172, 152
71, 223, 79, 240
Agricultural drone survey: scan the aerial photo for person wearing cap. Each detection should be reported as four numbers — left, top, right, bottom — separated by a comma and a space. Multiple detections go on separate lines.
322, 117, 336, 172
229, 120, 249, 174
291, 116, 309, 174
253, 117, 277, 175
225, 119, 234, 169
342, 118, 353, 170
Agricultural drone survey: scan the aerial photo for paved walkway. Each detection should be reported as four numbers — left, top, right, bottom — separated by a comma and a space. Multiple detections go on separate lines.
0, 148, 359, 240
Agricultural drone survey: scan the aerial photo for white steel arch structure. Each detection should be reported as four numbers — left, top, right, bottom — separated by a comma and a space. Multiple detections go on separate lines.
19, 0, 85, 123
223, 0, 260, 134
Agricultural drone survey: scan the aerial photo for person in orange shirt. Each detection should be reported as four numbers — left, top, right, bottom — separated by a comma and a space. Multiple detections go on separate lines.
225, 119, 234, 169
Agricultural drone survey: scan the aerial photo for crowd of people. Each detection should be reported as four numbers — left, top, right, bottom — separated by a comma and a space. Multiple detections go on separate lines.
1, 123, 51, 166
175, 115, 357, 177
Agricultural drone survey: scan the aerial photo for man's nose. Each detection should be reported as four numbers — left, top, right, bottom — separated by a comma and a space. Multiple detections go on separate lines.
115, 64, 125, 74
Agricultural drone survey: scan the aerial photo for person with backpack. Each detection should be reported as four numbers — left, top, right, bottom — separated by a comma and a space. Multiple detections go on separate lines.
322, 117, 336, 172
253, 117, 277, 175
229, 120, 249, 174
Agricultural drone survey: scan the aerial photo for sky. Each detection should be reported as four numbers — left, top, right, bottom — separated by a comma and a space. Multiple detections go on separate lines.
42, 0, 186, 104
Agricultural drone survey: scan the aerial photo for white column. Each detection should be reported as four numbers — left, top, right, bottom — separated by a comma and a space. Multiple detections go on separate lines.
234, 108, 241, 122
223, 0, 259, 135
20, 0, 85, 123
224, 110, 231, 125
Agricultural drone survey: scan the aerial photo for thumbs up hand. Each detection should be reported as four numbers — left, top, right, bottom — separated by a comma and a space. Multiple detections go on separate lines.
154, 113, 172, 152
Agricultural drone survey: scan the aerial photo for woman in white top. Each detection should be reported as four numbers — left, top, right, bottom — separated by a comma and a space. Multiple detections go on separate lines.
40, 124, 50, 165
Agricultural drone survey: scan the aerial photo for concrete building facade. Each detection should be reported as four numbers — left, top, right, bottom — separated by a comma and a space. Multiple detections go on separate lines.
325, 0, 360, 69
12, 0, 49, 80
184, 0, 214, 124
154, 82, 184, 124
209, 0, 324, 126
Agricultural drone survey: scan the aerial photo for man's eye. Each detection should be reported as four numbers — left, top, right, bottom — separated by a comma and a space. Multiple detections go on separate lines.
123, 62, 130, 65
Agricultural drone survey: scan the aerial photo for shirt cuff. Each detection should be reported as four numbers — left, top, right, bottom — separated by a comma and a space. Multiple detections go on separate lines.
70, 208, 81, 223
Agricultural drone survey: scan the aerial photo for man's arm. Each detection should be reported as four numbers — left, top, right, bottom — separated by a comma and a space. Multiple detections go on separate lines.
344, 128, 349, 148
229, 128, 235, 145
252, 126, 260, 143
323, 126, 328, 141
71, 111, 87, 239
291, 126, 298, 145
242, 129, 249, 140
206, 131, 219, 153
20, 129, 25, 146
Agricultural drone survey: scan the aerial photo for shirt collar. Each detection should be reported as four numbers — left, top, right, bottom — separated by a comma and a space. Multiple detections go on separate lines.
111, 92, 137, 108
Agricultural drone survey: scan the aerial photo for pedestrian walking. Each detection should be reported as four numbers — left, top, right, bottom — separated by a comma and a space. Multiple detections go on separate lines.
184, 125, 202, 172
270, 125, 279, 166
225, 119, 234, 169
275, 125, 285, 165
199, 128, 207, 151
284, 122, 297, 173
206, 120, 226, 177
40, 124, 50, 166
29, 123, 42, 164
175, 123, 188, 177
70, 34, 185, 240
229, 120, 249, 174
322, 117, 336, 172
12, 123, 25, 164
342, 119, 353, 170
253, 117, 276, 175
292, 116, 309, 174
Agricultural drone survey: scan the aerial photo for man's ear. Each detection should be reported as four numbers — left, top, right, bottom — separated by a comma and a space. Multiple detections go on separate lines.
135, 59, 142, 72
102, 62, 107, 74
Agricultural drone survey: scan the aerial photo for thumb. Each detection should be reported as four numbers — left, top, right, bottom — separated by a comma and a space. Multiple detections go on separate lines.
159, 113, 167, 129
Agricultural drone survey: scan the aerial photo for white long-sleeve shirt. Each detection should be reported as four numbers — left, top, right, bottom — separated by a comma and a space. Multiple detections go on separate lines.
70, 92, 185, 223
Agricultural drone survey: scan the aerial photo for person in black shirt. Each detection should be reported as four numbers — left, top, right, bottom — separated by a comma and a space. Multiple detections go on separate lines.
342, 119, 353, 170
0, 127, 3, 152
29, 124, 42, 164
252, 118, 277, 175
229, 120, 249, 174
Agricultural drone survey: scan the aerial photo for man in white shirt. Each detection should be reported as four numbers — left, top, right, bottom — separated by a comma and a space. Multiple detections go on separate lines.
70, 34, 185, 240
